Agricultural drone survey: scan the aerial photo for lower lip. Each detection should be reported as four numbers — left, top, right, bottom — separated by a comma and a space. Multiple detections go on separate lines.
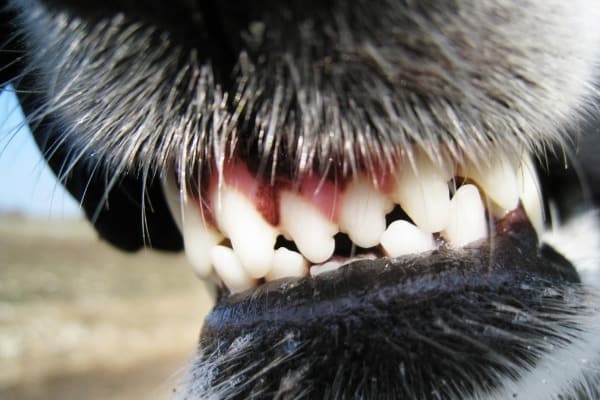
204, 214, 579, 338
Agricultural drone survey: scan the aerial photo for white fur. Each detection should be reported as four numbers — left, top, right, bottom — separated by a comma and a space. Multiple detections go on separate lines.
543, 211, 600, 288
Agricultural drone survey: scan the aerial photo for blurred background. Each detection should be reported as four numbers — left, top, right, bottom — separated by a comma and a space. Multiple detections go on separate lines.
0, 88, 213, 399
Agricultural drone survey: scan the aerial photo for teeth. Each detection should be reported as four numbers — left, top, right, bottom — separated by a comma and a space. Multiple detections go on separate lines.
517, 156, 544, 235
213, 186, 278, 279
310, 260, 344, 277
443, 184, 488, 248
266, 248, 309, 281
279, 191, 337, 263
181, 202, 224, 278
339, 176, 394, 248
161, 174, 223, 278
210, 245, 255, 293
461, 155, 519, 213
380, 220, 436, 257
164, 149, 538, 289
391, 150, 452, 233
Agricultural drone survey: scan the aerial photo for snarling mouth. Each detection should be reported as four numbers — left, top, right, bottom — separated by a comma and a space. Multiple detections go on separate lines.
163, 147, 583, 398
162, 149, 548, 295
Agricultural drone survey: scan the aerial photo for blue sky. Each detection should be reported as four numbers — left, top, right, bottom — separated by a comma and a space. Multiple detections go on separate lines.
0, 88, 82, 219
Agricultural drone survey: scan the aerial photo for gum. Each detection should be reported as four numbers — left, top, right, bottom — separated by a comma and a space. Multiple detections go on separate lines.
205, 161, 343, 227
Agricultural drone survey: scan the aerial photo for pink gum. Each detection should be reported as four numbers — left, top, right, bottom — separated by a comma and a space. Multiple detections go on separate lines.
205, 161, 344, 227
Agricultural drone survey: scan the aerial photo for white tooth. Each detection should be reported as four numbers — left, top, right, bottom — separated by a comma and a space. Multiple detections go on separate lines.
339, 176, 394, 248
160, 173, 184, 231
310, 260, 344, 277
391, 150, 452, 233
443, 184, 488, 248
213, 186, 277, 279
161, 173, 223, 278
517, 156, 544, 235
182, 203, 223, 278
266, 248, 308, 281
210, 245, 255, 293
462, 155, 519, 213
309, 254, 377, 277
380, 220, 436, 257
279, 191, 337, 263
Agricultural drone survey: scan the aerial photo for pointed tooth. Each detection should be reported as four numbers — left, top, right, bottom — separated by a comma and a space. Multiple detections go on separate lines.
210, 245, 255, 293
339, 176, 393, 248
380, 220, 436, 257
443, 184, 488, 248
517, 156, 544, 235
161, 173, 223, 278
462, 155, 519, 213
391, 150, 452, 233
266, 248, 308, 281
181, 203, 223, 278
279, 191, 337, 263
213, 186, 277, 279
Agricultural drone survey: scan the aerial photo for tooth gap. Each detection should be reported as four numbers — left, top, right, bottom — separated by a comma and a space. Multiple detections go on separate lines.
333, 232, 381, 258
274, 235, 299, 252
450, 176, 471, 193
385, 205, 413, 228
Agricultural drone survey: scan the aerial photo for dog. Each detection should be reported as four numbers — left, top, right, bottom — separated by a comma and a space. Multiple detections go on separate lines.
3, 0, 600, 398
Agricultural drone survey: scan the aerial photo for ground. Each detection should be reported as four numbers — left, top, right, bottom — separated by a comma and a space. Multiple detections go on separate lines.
0, 215, 212, 400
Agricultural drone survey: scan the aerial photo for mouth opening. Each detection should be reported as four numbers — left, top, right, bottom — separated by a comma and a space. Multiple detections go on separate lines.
161, 147, 548, 296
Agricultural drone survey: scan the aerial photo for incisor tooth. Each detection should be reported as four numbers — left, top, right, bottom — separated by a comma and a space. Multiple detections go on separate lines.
391, 150, 452, 233
461, 155, 519, 213
443, 184, 488, 248
213, 186, 277, 279
339, 176, 394, 248
266, 248, 308, 281
161, 174, 223, 278
380, 220, 436, 257
279, 191, 337, 263
517, 156, 544, 235
210, 245, 255, 293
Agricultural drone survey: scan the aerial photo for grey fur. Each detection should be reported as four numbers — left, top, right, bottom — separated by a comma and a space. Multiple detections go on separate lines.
10, 0, 600, 189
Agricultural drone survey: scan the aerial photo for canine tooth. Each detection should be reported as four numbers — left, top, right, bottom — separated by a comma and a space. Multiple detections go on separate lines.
517, 157, 544, 235
339, 176, 394, 248
380, 220, 436, 257
210, 246, 255, 293
391, 151, 452, 233
161, 174, 223, 278
279, 191, 337, 263
462, 155, 519, 213
443, 184, 488, 247
182, 204, 223, 278
266, 248, 308, 281
213, 186, 277, 279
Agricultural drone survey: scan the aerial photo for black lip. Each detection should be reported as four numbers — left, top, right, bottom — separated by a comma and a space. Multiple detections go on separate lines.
198, 212, 582, 399
205, 214, 578, 335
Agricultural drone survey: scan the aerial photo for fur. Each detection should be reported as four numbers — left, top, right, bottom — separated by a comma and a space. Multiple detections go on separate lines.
4, 0, 600, 398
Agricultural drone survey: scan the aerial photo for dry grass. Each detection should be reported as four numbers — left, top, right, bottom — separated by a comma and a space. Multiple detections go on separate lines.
0, 215, 213, 400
